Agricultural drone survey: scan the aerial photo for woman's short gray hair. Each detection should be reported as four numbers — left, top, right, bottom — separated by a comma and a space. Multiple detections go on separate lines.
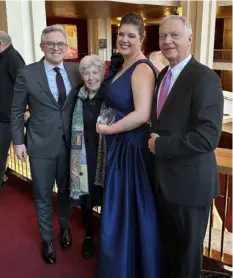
160, 15, 192, 37
79, 55, 106, 79
41, 25, 67, 43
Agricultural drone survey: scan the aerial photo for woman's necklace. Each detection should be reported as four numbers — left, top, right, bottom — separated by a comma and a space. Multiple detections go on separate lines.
113, 53, 142, 82
122, 53, 141, 71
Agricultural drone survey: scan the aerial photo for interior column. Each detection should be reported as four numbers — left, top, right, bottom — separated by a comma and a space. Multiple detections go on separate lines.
182, 0, 217, 68
5, 0, 47, 64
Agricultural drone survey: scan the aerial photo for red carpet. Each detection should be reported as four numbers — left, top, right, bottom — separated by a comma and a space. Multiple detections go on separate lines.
0, 180, 97, 278
1, 175, 231, 278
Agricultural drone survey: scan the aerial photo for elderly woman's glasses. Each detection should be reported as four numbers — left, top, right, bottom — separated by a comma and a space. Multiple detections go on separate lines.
43, 41, 67, 49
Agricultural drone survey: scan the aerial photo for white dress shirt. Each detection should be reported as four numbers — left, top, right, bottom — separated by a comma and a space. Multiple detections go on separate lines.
157, 54, 192, 108
44, 60, 72, 102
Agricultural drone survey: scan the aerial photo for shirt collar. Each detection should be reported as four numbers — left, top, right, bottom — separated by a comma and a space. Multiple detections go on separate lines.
44, 59, 65, 72
169, 54, 192, 81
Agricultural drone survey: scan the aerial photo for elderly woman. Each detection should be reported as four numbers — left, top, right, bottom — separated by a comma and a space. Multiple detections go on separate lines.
70, 55, 106, 258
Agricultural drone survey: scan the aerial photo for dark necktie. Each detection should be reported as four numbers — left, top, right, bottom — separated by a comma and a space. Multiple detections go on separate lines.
54, 67, 66, 106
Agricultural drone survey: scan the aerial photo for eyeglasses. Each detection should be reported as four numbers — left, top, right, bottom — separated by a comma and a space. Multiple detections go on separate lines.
43, 41, 67, 49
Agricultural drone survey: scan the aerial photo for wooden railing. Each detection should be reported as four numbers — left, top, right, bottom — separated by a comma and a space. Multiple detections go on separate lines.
204, 148, 232, 268
214, 49, 232, 63
8, 144, 31, 180
8, 143, 102, 213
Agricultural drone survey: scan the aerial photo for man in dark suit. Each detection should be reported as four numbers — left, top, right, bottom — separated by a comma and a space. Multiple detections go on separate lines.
0, 31, 25, 187
11, 25, 82, 265
148, 15, 223, 278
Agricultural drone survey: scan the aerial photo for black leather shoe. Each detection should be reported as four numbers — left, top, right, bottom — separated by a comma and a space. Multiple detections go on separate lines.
81, 237, 94, 258
42, 241, 56, 265
0, 181, 5, 188
60, 228, 72, 249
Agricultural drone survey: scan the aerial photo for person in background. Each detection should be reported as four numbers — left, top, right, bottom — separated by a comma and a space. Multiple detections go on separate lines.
103, 52, 124, 90
96, 13, 161, 278
70, 55, 105, 258
149, 15, 223, 278
0, 31, 25, 187
11, 25, 82, 265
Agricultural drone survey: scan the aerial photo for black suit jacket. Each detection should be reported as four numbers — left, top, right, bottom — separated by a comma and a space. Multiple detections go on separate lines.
151, 57, 224, 207
11, 59, 82, 158
0, 45, 25, 122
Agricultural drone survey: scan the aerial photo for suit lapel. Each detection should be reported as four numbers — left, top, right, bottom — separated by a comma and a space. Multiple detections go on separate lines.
158, 57, 197, 120
63, 62, 79, 107
37, 59, 60, 107
64, 62, 79, 89
37, 59, 80, 108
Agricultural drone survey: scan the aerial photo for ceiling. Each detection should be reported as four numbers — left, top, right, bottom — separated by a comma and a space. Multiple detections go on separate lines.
45, 1, 180, 22
216, 5, 232, 18
45, 1, 232, 26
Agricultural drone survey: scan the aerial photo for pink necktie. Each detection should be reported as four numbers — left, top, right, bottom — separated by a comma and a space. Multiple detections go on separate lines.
157, 69, 172, 118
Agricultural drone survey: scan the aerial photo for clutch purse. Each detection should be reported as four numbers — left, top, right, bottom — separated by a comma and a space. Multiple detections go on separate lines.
97, 108, 116, 126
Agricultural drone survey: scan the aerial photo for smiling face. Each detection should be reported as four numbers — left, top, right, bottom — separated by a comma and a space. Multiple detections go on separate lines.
159, 19, 192, 67
40, 31, 68, 66
83, 65, 102, 92
116, 23, 143, 57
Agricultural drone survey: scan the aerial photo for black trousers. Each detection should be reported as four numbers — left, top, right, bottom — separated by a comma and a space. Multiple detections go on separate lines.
29, 139, 71, 241
81, 205, 93, 237
0, 122, 11, 183
157, 191, 210, 278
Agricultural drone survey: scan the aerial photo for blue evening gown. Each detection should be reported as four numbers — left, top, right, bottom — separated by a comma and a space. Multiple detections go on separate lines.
97, 59, 162, 278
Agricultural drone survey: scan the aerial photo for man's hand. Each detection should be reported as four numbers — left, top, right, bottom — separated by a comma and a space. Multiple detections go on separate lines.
14, 144, 27, 162
148, 133, 159, 154
24, 110, 30, 123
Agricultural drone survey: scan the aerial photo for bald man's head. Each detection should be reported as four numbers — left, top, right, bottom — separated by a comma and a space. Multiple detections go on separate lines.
0, 31, 12, 53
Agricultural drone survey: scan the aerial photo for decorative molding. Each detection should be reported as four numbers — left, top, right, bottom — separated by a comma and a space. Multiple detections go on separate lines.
111, 0, 180, 6
217, 0, 232, 6
213, 62, 233, 71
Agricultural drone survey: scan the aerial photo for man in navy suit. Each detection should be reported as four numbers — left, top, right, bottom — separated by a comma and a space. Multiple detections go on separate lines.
149, 15, 223, 278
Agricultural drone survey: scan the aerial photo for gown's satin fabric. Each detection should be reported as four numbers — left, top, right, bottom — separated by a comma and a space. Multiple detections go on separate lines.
97, 60, 162, 278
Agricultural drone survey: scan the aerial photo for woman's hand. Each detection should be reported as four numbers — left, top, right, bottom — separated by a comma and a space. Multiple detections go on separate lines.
96, 124, 111, 135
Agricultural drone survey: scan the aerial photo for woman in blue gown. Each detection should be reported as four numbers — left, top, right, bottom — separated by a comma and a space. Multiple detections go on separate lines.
96, 13, 162, 278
